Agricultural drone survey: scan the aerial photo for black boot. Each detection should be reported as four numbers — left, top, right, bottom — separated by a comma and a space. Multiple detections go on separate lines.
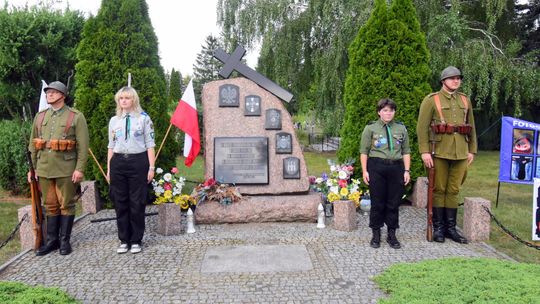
432, 207, 446, 243
444, 208, 468, 244
387, 228, 401, 249
370, 228, 381, 248
59, 215, 75, 255
36, 216, 60, 256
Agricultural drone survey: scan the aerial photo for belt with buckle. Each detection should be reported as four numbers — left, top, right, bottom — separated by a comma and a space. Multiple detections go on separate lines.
114, 152, 146, 159
371, 157, 403, 165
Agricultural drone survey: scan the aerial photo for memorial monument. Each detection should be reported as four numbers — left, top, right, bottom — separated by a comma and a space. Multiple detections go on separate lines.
194, 46, 320, 224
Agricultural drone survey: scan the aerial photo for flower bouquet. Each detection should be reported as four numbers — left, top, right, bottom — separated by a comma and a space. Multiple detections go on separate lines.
312, 159, 363, 208
191, 178, 242, 206
151, 167, 196, 211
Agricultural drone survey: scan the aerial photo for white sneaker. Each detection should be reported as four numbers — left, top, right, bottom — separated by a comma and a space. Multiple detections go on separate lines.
130, 244, 142, 254
116, 243, 129, 254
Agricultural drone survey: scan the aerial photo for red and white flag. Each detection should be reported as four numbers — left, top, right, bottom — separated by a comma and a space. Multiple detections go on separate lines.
170, 79, 200, 167
38, 80, 49, 112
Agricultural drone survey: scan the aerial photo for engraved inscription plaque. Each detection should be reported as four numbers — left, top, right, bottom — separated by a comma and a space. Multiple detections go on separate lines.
219, 84, 240, 107
214, 137, 269, 184
275, 132, 292, 154
265, 109, 282, 130
283, 157, 300, 179
244, 95, 261, 116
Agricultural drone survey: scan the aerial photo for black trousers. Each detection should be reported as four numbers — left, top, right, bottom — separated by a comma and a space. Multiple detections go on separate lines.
367, 157, 404, 229
109, 152, 149, 245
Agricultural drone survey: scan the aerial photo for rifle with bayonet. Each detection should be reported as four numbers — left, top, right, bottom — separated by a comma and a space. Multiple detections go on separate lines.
26, 150, 44, 250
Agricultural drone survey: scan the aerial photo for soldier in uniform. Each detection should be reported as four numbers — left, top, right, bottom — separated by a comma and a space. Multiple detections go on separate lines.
107, 86, 155, 254
416, 66, 477, 244
28, 81, 89, 256
360, 98, 411, 249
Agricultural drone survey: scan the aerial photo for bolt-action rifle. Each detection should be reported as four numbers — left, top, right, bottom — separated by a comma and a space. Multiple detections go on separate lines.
26, 150, 44, 250
426, 141, 435, 242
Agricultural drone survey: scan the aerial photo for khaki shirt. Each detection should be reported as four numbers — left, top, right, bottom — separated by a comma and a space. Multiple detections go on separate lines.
28, 105, 89, 178
360, 119, 410, 160
416, 89, 477, 160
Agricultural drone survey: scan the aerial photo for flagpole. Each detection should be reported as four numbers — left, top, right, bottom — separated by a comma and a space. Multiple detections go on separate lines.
154, 123, 174, 161
88, 148, 109, 184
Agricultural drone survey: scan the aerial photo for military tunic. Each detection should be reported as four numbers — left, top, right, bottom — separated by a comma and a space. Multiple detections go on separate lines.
28, 105, 89, 215
416, 89, 477, 208
360, 119, 410, 229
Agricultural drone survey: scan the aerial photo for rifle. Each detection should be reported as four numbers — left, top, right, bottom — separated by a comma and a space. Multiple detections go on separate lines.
26, 150, 44, 250
426, 142, 435, 242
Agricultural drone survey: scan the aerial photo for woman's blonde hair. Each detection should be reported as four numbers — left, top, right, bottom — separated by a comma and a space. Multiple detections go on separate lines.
114, 86, 143, 117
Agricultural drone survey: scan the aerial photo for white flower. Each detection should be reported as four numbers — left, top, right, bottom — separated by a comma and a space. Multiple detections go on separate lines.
329, 186, 339, 194
326, 179, 334, 187
351, 184, 359, 192
330, 165, 337, 172
315, 177, 324, 184
163, 173, 172, 182
156, 168, 163, 174
338, 170, 348, 180
155, 186, 164, 194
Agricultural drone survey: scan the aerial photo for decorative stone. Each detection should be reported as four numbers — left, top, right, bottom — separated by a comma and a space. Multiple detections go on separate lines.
410, 177, 428, 208
81, 180, 101, 214
244, 95, 261, 116
202, 77, 310, 195
18, 205, 34, 251
332, 200, 357, 232
156, 203, 183, 235
463, 197, 491, 242
195, 193, 321, 224
218, 84, 240, 107
283, 157, 300, 179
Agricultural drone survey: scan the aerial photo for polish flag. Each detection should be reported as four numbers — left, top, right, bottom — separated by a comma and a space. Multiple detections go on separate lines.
170, 79, 200, 167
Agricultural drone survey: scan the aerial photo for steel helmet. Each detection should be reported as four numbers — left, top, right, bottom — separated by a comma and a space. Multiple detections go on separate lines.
43, 81, 68, 96
440, 66, 463, 82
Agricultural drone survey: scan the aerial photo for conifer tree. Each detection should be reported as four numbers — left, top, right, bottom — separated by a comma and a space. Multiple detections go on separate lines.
75, 0, 178, 198
192, 34, 224, 100
338, 0, 431, 179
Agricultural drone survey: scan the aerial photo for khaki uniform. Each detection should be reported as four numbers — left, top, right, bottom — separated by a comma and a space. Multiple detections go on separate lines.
360, 119, 410, 230
416, 89, 477, 207
28, 105, 89, 215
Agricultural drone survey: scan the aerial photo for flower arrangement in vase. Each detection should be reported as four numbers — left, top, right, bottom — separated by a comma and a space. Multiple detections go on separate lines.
311, 159, 363, 208
151, 167, 196, 211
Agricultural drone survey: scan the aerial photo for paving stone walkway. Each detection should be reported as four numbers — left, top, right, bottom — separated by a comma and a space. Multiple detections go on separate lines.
0, 205, 506, 303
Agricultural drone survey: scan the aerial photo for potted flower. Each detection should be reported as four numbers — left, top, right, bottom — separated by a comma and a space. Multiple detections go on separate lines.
152, 167, 196, 211
191, 178, 242, 206
312, 159, 363, 216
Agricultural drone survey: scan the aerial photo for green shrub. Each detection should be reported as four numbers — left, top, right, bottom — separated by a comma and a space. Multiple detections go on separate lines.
374, 257, 540, 304
0, 281, 78, 303
0, 120, 31, 195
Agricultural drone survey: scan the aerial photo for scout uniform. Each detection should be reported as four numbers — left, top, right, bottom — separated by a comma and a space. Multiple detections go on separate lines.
360, 118, 410, 240
417, 69, 477, 243
28, 84, 89, 256
108, 111, 155, 251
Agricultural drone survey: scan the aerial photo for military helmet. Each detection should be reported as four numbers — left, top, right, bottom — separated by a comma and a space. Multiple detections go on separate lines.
43, 81, 68, 96
440, 66, 463, 81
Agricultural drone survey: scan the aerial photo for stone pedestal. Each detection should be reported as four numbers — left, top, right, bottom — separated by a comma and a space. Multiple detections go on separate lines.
195, 193, 320, 224
18, 205, 34, 251
332, 200, 357, 232
463, 197, 491, 242
156, 203, 183, 235
81, 180, 101, 214
410, 177, 428, 208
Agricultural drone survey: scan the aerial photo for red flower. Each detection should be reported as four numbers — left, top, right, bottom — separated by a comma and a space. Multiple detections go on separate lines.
338, 179, 348, 188
164, 183, 172, 191
203, 178, 217, 187
171, 167, 178, 174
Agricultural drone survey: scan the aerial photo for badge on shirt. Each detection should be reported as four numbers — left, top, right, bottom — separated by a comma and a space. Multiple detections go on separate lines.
373, 134, 385, 148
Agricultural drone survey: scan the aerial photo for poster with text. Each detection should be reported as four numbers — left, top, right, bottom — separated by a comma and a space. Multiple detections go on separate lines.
533, 178, 540, 241
499, 117, 540, 184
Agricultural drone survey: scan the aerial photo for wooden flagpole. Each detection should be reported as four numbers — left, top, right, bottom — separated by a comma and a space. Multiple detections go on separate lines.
154, 123, 174, 162
88, 148, 109, 184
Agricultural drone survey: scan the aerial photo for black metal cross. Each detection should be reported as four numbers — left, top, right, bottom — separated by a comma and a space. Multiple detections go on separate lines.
213, 46, 293, 103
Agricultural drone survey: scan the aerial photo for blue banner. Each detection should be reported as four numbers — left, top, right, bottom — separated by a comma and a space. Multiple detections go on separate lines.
499, 116, 540, 184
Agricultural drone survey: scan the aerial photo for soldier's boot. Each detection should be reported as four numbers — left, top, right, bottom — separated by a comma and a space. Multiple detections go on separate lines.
444, 208, 468, 244
386, 228, 401, 249
36, 216, 60, 256
432, 207, 446, 243
59, 215, 75, 255
370, 228, 381, 248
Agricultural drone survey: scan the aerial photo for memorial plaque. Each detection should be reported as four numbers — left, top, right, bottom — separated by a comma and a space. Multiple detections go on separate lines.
214, 137, 269, 184
219, 84, 240, 107
265, 109, 282, 130
275, 132, 292, 154
283, 157, 300, 179
244, 95, 261, 116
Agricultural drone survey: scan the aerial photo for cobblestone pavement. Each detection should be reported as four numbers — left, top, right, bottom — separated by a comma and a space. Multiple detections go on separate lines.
0, 206, 506, 303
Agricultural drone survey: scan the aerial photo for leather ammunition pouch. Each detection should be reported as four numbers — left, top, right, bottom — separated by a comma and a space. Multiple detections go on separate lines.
431, 123, 472, 135
32, 138, 47, 150
34, 139, 76, 151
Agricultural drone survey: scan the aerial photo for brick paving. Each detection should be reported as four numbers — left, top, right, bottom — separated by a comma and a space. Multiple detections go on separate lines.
0, 205, 505, 303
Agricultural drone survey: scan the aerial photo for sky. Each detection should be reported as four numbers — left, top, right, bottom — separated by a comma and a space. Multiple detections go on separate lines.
7, 0, 257, 75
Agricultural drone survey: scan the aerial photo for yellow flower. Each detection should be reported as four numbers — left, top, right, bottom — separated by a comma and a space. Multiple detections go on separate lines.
164, 190, 172, 200
180, 199, 189, 210
340, 187, 349, 197
327, 192, 340, 202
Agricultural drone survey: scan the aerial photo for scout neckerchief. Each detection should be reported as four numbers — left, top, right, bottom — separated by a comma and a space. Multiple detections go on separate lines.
385, 123, 394, 152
